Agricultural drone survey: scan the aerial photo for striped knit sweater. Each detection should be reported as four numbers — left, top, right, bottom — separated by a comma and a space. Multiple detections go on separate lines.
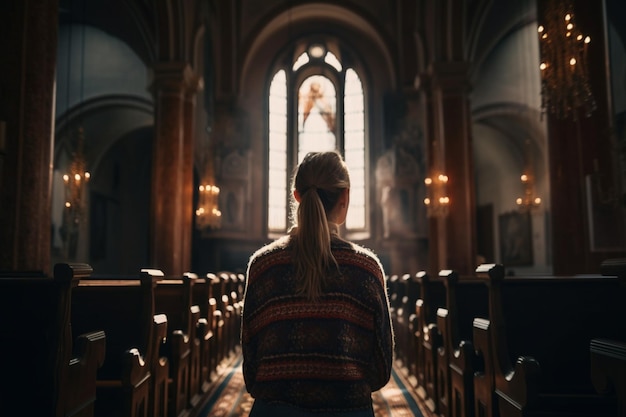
241, 234, 394, 412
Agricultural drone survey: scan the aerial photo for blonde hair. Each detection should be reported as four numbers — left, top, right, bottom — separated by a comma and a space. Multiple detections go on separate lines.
291, 151, 350, 299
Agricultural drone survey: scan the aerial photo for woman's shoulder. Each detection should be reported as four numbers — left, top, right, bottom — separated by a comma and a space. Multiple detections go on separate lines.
251, 235, 290, 256
248, 235, 291, 271
333, 239, 386, 280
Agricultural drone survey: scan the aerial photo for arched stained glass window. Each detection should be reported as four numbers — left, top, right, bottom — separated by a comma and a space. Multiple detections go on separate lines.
298, 75, 337, 161
268, 47, 367, 237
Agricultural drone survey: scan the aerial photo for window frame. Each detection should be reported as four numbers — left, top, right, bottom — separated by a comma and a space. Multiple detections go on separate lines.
266, 47, 370, 241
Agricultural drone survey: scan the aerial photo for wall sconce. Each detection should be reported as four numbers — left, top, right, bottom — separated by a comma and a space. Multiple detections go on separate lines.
196, 183, 221, 229
196, 125, 222, 230
516, 173, 541, 211
424, 173, 450, 218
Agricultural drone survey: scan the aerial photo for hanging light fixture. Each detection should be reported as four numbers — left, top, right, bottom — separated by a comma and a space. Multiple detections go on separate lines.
537, 0, 596, 120
63, 127, 90, 216
424, 173, 450, 218
516, 139, 541, 211
516, 173, 542, 211
62, 2, 90, 235
196, 183, 221, 229
195, 128, 221, 230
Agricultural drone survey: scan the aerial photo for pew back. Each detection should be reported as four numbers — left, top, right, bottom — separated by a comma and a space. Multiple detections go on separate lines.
72, 271, 157, 417
499, 275, 625, 395
0, 263, 105, 417
475, 264, 626, 417
436, 270, 489, 417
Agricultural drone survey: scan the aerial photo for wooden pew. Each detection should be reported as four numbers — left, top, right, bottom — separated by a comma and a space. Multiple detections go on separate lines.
0, 263, 106, 417
589, 258, 626, 417
152, 271, 204, 416
216, 272, 235, 361
405, 273, 421, 379
190, 273, 215, 392
390, 274, 412, 369
234, 272, 245, 349
224, 271, 243, 356
395, 274, 419, 375
471, 264, 505, 417
473, 316, 497, 417
590, 339, 626, 417
208, 273, 225, 371
472, 263, 626, 417
72, 269, 167, 417
224, 271, 242, 355
414, 270, 446, 413
436, 269, 489, 417
150, 313, 170, 417
388, 274, 401, 362
205, 273, 222, 378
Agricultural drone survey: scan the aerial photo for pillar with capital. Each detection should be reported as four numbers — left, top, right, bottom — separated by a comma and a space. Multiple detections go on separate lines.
423, 62, 477, 275
149, 62, 199, 276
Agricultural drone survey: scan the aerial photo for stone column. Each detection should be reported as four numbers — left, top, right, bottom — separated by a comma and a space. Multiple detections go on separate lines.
182, 74, 202, 272
150, 63, 197, 276
0, 0, 59, 272
427, 62, 476, 275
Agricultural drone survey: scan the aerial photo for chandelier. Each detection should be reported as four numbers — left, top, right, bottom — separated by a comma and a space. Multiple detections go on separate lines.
62, 10, 90, 235
196, 129, 221, 230
516, 139, 541, 212
537, 0, 596, 120
196, 182, 221, 229
516, 173, 541, 212
63, 127, 90, 227
424, 173, 450, 218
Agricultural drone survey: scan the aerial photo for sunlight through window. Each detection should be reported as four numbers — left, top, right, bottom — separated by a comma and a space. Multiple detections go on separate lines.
268, 48, 367, 237
344, 69, 365, 229
268, 70, 287, 231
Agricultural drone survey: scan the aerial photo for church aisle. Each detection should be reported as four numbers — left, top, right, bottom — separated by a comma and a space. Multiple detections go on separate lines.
197, 353, 426, 417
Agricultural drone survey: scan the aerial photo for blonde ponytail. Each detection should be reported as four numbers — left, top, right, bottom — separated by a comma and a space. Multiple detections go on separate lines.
291, 152, 350, 299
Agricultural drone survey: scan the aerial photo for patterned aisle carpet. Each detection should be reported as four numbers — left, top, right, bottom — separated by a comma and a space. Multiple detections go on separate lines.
198, 356, 426, 417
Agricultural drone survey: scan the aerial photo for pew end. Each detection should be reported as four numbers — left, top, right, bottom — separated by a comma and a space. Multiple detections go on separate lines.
590, 338, 626, 417
0, 263, 107, 417
473, 263, 626, 417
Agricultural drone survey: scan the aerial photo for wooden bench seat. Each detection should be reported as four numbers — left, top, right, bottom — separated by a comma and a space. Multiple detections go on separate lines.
403, 273, 421, 379
190, 274, 216, 392
151, 271, 203, 417
388, 274, 402, 363
72, 270, 167, 417
206, 273, 225, 376
472, 263, 626, 417
414, 270, 446, 413
388, 272, 422, 378
436, 269, 489, 417
216, 271, 242, 360
208, 273, 226, 371
0, 262, 106, 417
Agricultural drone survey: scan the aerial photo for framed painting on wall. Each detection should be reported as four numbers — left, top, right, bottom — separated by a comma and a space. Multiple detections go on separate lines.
499, 211, 533, 266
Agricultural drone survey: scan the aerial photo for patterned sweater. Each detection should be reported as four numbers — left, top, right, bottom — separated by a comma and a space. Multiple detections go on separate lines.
241, 235, 394, 412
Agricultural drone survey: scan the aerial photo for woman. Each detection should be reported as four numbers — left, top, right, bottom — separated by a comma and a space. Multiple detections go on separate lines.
242, 151, 393, 416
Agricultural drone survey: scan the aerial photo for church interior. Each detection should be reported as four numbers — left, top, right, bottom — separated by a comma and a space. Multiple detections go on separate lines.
1, 0, 626, 416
